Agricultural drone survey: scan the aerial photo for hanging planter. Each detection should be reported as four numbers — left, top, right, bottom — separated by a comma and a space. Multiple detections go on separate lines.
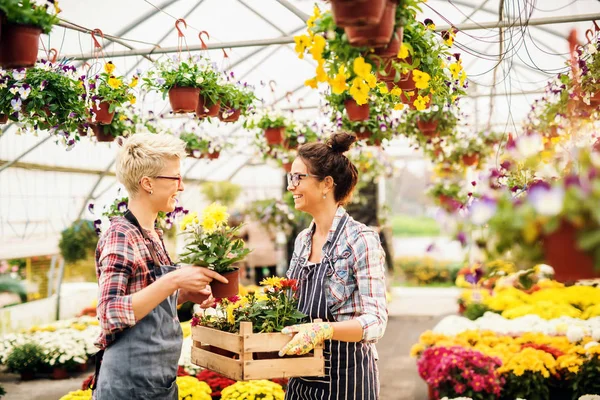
209, 268, 240, 298
168, 86, 200, 113
196, 96, 221, 118
345, 1, 397, 48
218, 106, 241, 122
0, 24, 42, 68
264, 126, 285, 146
282, 162, 293, 173
462, 153, 479, 166
374, 28, 403, 57
90, 124, 115, 143
543, 221, 598, 282
345, 99, 370, 121
202, 151, 221, 160
91, 101, 115, 125
331, 0, 386, 28
417, 118, 439, 136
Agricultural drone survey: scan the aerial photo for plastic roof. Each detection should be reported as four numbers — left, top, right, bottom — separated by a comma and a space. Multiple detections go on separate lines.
2, 0, 600, 255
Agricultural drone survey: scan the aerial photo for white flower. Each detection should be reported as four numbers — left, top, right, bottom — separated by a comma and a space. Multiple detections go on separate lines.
584, 341, 599, 350
536, 264, 555, 277
515, 133, 544, 159
12, 70, 25, 80
10, 97, 22, 111
567, 325, 585, 343
18, 86, 31, 100
469, 198, 497, 225
579, 396, 600, 400
592, 328, 600, 341
195, 76, 204, 85
528, 186, 564, 216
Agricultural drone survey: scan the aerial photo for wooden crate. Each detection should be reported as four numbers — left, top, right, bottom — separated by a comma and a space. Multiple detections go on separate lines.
191, 319, 325, 381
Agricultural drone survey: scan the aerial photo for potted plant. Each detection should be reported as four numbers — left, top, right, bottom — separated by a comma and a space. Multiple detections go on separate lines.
58, 220, 98, 264
338, 99, 396, 146
446, 135, 489, 167
0, 0, 59, 68
244, 109, 289, 145
179, 131, 225, 160
428, 182, 468, 212
497, 347, 556, 400
329, 0, 386, 28
5, 342, 47, 381
217, 82, 257, 122
344, 0, 397, 48
282, 122, 320, 149
85, 62, 136, 125
143, 56, 207, 113
194, 63, 223, 119
179, 203, 251, 298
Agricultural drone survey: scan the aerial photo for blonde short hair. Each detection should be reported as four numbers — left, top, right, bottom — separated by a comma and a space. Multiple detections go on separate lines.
116, 133, 187, 196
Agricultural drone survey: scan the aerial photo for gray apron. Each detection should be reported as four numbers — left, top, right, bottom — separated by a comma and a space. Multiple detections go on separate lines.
286, 214, 379, 400
93, 210, 182, 399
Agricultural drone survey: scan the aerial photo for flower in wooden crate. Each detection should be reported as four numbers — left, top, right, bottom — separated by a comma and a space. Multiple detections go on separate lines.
220, 380, 285, 400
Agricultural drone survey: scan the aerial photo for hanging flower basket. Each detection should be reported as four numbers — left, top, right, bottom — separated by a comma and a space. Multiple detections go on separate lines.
218, 106, 241, 122
91, 124, 115, 143
196, 96, 221, 118
209, 268, 240, 298
355, 130, 372, 141
345, 1, 397, 48
283, 139, 298, 150
345, 99, 370, 121
202, 151, 221, 160
543, 220, 598, 283
462, 153, 479, 166
91, 101, 115, 125
331, 0, 386, 28
0, 24, 42, 68
282, 162, 293, 173
0, 114, 7, 124
374, 28, 403, 57
168, 86, 201, 113
264, 127, 285, 146
417, 118, 439, 136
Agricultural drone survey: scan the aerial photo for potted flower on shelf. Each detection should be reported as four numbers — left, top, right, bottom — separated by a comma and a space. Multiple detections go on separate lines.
85, 62, 137, 125
217, 82, 257, 123
446, 134, 489, 168
244, 109, 289, 146
5, 342, 47, 381
58, 220, 98, 264
143, 56, 206, 113
179, 131, 225, 160
0, 0, 59, 68
179, 203, 251, 298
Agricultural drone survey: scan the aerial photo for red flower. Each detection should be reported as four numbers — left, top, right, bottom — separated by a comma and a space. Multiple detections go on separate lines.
280, 279, 298, 291
191, 316, 200, 327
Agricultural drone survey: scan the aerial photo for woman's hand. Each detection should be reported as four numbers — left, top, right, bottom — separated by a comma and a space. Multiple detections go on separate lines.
279, 322, 334, 356
180, 287, 215, 308
170, 266, 228, 293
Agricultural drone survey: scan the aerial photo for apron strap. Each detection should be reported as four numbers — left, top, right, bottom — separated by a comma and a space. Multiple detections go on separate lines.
89, 349, 104, 390
322, 214, 349, 260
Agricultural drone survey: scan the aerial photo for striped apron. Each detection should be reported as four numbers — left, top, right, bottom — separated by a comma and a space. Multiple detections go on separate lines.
286, 214, 379, 400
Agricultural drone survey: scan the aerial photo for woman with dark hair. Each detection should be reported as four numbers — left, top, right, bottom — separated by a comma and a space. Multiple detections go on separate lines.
279, 133, 388, 400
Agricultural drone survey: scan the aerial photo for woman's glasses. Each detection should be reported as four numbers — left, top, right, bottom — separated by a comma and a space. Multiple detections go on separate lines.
154, 175, 183, 186
286, 173, 322, 188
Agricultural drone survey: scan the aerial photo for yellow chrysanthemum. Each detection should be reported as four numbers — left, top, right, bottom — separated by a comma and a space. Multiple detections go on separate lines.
353, 56, 372, 79
202, 217, 217, 233
413, 95, 429, 111
107, 77, 122, 89
316, 59, 328, 83
180, 212, 198, 231
294, 35, 311, 58
349, 77, 369, 105
412, 70, 430, 89
330, 65, 348, 95
203, 202, 229, 225
104, 62, 115, 74
260, 276, 285, 288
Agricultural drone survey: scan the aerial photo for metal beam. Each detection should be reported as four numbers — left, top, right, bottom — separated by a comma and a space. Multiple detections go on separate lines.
76, 158, 116, 220
0, 136, 52, 174
274, 0, 309, 22
238, 0, 286, 35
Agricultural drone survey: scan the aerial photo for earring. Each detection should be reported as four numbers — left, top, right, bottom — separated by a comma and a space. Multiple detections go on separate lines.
323, 194, 327, 199
149, 190, 153, 195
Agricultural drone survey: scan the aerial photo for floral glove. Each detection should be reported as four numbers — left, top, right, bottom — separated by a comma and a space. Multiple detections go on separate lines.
278, 322, 334, 357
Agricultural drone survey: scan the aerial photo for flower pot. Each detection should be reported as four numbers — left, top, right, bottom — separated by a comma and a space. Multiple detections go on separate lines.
283, 139, 298, 150
77, 362, 89, 373
20, 371, 35, 381
203, 151, 221, 160
218, 107, 241, 122
458, 303, 466, 315
345, 99, 370, 121
355, 130, 372, 141
196, 96, 221, 118
91, 101, 115, 125
438, 195, 460, 211
0, 113, 7, 124
374, 28, 403, 57
282, 162, 293, 173
417, 119, 439, 136
427, 384, 437, 400
0, 23, 42, 68
543, 220, 598, 283
209, 269, 240, 298
264, 127, 285, 146
331, 0, 386, 28
462, 153, 479, 166
168, 86, 201, 113
345, 1, 397, 47
91, 124, 115, 143
589, 92, 600, 106
77, 125, 88, 137
51, 367, 69, 380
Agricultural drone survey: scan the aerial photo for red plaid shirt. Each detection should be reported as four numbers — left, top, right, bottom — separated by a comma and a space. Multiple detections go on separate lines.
95, 216, 174, 349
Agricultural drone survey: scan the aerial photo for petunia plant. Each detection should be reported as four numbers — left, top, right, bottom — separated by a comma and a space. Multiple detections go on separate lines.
0, 0, 59, 34
143, 56, 206, 97
85, 62, 137, 115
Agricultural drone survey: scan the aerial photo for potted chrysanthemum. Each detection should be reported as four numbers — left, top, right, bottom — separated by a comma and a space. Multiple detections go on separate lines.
179, 203, 250, 298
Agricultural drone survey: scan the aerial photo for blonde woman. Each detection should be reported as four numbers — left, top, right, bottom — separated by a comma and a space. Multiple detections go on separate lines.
91, 133, 227, 399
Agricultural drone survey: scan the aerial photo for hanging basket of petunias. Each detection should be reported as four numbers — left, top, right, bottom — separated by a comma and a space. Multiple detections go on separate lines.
244, 109, 290, 146
179, 130, 226, 161
85, 62, 137, 125
344, 0, 397, 48
0, 0, 59, 68
217, 80, 257, 123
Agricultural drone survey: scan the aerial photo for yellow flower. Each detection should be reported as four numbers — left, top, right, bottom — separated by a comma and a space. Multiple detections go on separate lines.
201, 216, 217, 233
310, 35, 326, 61
203, 202, 229, 225
180, 212, 198, 231
315, 59, 328, 82
330, 65, 349, 94
394, 103, 404, 110
398, 43, 410, 59
449, 62, 462, 79
306, 5, 321, 28
104, 62, 115, 74
107, 77, 122, 89
129, 95, 136, 105
365, 73, 377, 89
522, 220, 539, 244
410, 343, 425, 358
390, 87, 402, 96
412, 70, 430, 89
305, 77, 318, 88
378, 84, 389, 94
294, 35, 311, 58
349, 77, 369, 105
260, 276, 284, 288
413, 95, 429, 111
119, 114, 127, 121
459, 70, 467, 86
129, 76, 138, 88
353, 56, 372, 79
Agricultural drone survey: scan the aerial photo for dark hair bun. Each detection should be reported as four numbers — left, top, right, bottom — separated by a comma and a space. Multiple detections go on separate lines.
327, 132, 356, 154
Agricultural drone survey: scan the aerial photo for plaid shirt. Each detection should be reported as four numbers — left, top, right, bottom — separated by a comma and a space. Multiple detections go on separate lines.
95, 216, 173, 349
287, 207, 388, 343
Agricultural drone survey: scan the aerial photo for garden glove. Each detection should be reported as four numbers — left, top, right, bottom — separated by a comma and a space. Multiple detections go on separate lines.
279, 322, 334, 357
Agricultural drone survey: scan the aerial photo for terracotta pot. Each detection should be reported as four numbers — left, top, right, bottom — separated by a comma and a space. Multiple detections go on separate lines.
589, 92, 600, 106
91, 101, 115, 125
0, 113, 7, 124
196, 96, 221, 118
20, 371, 35, 381
51, 367, 69, 380
331, 0, 386, 28
203, 151, 221, 160
264, 127, 285, 146
438, 195, 460, 211
345, 99, 370, 121
78, 362, 89, 373
90, 124, 115, 143
0, 24, 42, 68
417, 118, 439, 136
345, 1, 397, 47
458, 303, 466, 315
282, 162, 293, 173
355, 130, 371, 141
209, 269, 240, 298
77, 125, 88, 137
462, 153, 479, 166
218, 106, 241, 122
168, 86, 200, 113
374, 28, 403, 57
543, 220, 598, 283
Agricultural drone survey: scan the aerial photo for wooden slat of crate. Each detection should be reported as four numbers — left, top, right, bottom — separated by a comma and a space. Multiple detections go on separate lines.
191, 324, 243, 354
243, 356, 325, 380
243, 332, 296, 352
191, 345, 243, 381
